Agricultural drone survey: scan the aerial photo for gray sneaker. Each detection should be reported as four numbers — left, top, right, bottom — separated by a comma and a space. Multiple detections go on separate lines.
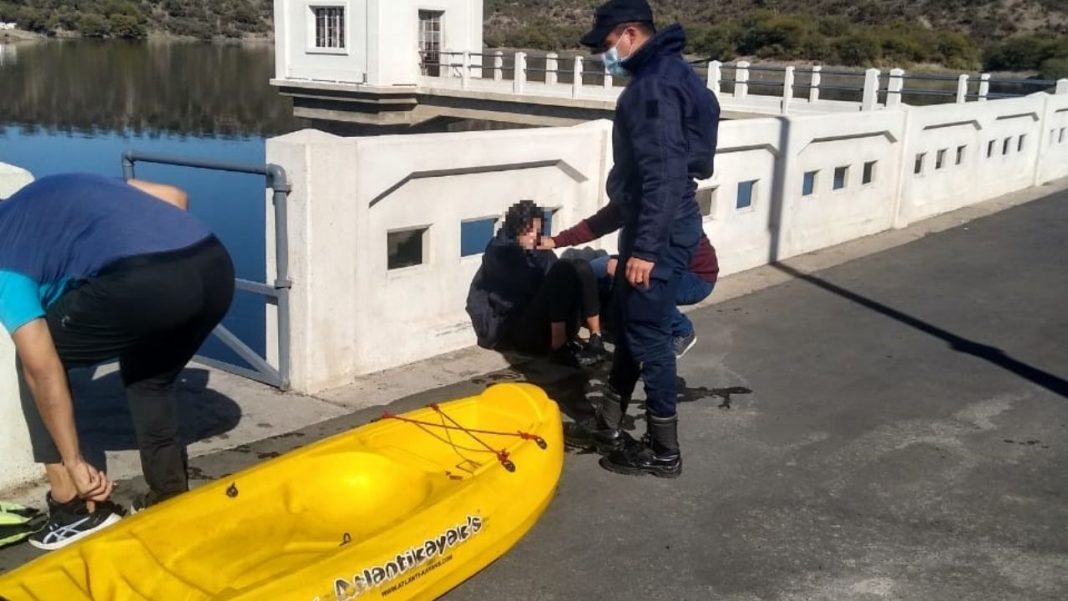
673, 332, 697, 359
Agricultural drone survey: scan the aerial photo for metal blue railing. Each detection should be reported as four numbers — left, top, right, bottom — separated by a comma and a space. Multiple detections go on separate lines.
121, 151, 292, 390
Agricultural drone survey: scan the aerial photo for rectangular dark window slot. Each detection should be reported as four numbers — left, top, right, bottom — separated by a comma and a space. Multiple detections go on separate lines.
914, 153, 925, 175
802, 171, 818, 196
1061, 128, 1066, 143
696, 187, 716, 216
1017, 134, 1026, 152
987, 140, 995, 158
833, 166, 848, 190
1003, 137, 1011, 155
737, 180, 756, 210
935, 149, 946, 170
862, 161, 876, 185
956, 145, 966, 165
460, 218, 496, 257
387, 228, 428, 270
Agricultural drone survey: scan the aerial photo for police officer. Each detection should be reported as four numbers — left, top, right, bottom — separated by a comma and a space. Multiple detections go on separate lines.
563, 0, 720, 477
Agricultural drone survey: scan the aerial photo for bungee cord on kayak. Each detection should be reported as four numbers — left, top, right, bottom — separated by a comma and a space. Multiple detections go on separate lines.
382, 403, 550, 473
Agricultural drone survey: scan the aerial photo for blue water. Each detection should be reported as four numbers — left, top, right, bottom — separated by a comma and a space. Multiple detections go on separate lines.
0, 40, 514, 375
0, 126, 269, 368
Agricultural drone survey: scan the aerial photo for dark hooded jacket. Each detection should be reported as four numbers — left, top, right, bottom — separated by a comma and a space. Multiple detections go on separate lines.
608, 24, 721, 262
465, 232, 557, 349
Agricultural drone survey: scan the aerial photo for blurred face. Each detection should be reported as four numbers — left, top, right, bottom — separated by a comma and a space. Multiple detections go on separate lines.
518, 217, 543, 250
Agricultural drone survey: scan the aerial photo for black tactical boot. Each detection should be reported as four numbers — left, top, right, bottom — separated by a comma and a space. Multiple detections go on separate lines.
564, 387, 630, 454
599, 413, 682, 478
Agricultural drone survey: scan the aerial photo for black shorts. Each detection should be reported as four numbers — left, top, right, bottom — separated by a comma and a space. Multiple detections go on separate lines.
21, 235, 235, 487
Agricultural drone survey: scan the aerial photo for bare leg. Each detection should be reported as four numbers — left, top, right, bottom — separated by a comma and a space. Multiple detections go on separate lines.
586, 314, 602, 337
45, 463, 77, 503
551, 322, 567, 350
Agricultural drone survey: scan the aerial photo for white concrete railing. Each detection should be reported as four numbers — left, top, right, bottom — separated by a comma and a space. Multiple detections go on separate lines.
0, 163, 39, 493
267, 86, 1068, 394
428, 50, 1067, 116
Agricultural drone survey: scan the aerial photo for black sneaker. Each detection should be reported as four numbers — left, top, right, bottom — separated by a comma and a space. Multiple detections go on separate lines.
673, 331, 697, 359
28, 494, 124, 551
551, 345, 600, 369
585, 333, 611, 359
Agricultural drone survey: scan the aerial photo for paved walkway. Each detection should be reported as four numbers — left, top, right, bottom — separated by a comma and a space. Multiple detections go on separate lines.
2, 190, 1066, 600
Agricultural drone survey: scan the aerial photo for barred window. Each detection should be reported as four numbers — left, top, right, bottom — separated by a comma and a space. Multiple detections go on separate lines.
313, 6, 345, 50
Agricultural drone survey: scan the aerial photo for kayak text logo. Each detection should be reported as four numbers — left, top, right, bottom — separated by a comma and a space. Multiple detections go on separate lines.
317, 514, 484, 601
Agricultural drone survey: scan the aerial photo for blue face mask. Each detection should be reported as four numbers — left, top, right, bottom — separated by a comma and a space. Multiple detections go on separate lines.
602, 37, 631, 78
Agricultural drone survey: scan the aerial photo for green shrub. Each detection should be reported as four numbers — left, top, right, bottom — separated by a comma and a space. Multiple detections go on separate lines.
690, 24, 738, 61
984, 35, 1058, 71
737, 12, 814, 59
78, 13, 111, 38
109, 14, 146, 39
1040, 57, 1068, 79
834, 32, 882, 66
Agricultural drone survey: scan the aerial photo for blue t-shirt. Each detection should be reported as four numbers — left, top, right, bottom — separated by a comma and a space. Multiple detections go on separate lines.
0, 173, 212, 334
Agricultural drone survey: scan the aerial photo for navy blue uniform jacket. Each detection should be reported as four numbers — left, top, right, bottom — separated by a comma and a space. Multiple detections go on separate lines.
608, 24, 720, 262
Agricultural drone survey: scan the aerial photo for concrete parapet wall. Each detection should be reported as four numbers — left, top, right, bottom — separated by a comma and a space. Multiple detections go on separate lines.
269, 89, 1068, 395
266, 123, 613, 392
0, 163, 37, 493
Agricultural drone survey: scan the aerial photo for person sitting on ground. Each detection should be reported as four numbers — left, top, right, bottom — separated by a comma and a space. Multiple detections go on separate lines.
466, 200, 607, 368
542, 206, 719, 358
0, 173, 235, 550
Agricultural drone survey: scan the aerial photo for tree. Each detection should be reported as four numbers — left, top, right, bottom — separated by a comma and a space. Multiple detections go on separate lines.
78, 13, 111, 38
109, 13, 146, 39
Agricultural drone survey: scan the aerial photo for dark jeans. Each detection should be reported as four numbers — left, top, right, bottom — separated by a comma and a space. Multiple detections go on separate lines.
672, 272, 715, 337
608, 224, 699, 418
591, 255, 714, 338
506, 259, 600, 354
20, 236, 235, 500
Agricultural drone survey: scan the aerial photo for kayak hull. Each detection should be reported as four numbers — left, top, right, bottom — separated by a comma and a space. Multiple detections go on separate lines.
0, 383, 564, 601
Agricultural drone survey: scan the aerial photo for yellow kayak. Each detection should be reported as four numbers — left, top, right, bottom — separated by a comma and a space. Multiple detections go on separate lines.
0, 383, 563, 601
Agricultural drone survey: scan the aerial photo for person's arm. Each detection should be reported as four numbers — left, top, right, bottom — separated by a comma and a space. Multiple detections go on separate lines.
548, 203, 624, 249
13, 320, 112, 501
128, 179, 189, 211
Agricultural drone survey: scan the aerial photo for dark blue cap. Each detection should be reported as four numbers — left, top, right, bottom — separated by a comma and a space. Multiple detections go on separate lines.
579, 0, 655, 50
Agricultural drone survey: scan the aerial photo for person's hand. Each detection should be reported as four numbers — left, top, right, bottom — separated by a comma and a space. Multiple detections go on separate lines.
65, 458, 113, 503
626, 257, 655, 289
606, 257, 618, 277
537, 237, 557, 250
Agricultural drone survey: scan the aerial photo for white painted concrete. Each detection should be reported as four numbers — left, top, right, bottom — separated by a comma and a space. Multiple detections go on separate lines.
0, 162, 32, 199
267, 87, 1068, 394
266, 122, 612, 392
0, 163, 37, 493
274, 0, 482, 86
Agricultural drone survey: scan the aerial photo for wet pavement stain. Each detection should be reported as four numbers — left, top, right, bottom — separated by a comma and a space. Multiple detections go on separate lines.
187, 465, 213, 481
1003, 439, 1050, 449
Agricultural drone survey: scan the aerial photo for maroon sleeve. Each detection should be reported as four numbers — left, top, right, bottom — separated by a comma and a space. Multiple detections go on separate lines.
552, 203, 623, 248
690, 236, 720, 284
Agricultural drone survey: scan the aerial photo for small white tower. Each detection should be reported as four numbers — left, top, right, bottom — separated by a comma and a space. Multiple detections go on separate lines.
273, 0, 484, 87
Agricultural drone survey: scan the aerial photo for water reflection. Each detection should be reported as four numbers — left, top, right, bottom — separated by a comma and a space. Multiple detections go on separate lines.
0, 40, 307, 138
